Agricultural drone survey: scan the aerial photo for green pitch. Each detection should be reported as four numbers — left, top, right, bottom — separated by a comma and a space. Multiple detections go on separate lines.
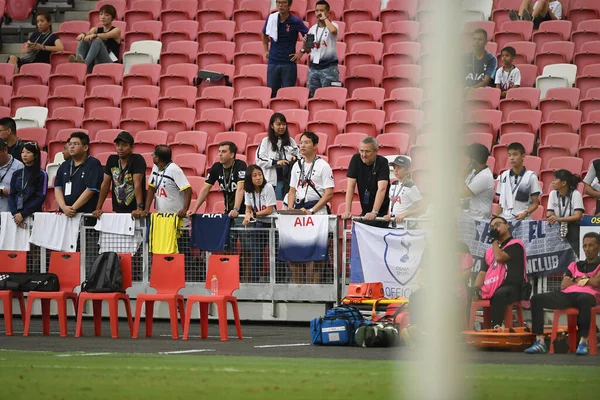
0, 351, 598, 399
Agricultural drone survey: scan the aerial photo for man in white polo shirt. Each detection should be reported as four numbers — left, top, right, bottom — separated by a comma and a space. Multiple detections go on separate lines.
144, 145, 191, 216
462, 143, 494, 220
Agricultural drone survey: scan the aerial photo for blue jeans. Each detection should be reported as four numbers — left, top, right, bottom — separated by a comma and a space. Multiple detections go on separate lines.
267, 63, 297, 98
308, 64, 339, 98
76, 38, 113, 73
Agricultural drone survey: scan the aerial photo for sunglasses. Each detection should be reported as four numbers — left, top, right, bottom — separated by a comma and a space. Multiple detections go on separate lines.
24, 141, 39, 148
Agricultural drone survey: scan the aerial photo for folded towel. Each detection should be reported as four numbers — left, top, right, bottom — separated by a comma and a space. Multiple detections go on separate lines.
94, 213, 135, 236
266, 12, 279, 42
95, 213, 142, 254
29, 212, 83, 252
0, 212, 30, 251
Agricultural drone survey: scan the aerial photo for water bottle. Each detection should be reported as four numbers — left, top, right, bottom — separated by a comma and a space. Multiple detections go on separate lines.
211, 274, 218, 296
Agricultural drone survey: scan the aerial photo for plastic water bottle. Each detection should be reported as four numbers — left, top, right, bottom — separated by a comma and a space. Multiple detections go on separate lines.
211, 274, 218, 296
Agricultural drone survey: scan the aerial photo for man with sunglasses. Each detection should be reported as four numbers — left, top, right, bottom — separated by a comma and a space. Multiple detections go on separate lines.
473, 216, 527, 329
0, 117, 24, 162
0, 138, 24, 212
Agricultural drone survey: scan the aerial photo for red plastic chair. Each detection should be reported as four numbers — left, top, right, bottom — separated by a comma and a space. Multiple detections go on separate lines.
45, 106, 85, 140
197, 41, 235, 70
343, 0, 381, 30
232, 64, 268, 96
498, 41, 536, 65
344, 64, 384, 97
572, 19, 600, 53
345, 109, 385, 137
532, 20, 573, 53
384, 109, 424, 138
160, 0, 196, 31
381, 20, 419, 51
18, 127, 48, 148
307, 87, 347, 119
83, 85, 123, 117
232, 86, 272, 120
121, 86, 159, 118
0, 251, 27, 336
0, 63, 15, 86
159, 41, 199, 73
232, 1, 268, 28
197, 20, 236, 51
84, 64, 124, 95
133, 254, 186, 339
134, 130, 168, 154
307, 109, 347, 138
500, 109, 542, 136
549, 306, 600, 354
10, 85, 49, 115
120, 107, 159, 134
156, 108, 195, 142
197, 0, 234, 26
23, 252, 80, 337
327, 133, 366, 160
382, 64, 421, 96
492, 132, 536, 170
465, 87, 501, 111
568, 0, 600, 34
47, 84, 86, 115
377, 133, 410, 156
498, 88, 541, 120
468, 300, 525, 330
383, 87, 424, 118
345, 87, 385, 120
161, 20, 199, 49
158, 63, 197, 96
82, 107, 122, 139
75, 254, 134, 339
157, 85, 196, 117
174, 153, 207, 176
535, 41, 576, 75
539, 109, 582, 142
123, 0, 160, 27
540, 132, 580, 157
344, 21, 383, 51
12, 63, 51, 93
234, 108, 274, 138
540, 87, 580, 121
269, 87, 310, 112
493, 21, 533, 54
169, 131, 208, 157
515, 64, 538, 87
194, 108, 234, 138
540, 157, 584, 189
183, 255, 243, 341
123, 64, 161, 95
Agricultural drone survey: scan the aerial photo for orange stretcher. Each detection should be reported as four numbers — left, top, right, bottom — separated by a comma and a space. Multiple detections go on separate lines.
341, 297, 409, 320
463, 326, 564, 351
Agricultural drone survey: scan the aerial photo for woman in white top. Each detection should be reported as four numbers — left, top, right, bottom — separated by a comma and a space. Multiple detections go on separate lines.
243, 165, 277, 283
256, 113, 298, 201
546, 169, 584, 258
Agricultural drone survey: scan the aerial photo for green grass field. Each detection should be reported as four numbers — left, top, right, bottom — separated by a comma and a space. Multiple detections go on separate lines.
0, 351, 599, 399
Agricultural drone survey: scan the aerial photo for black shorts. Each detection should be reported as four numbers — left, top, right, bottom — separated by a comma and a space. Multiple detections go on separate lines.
533, 12, 552, 30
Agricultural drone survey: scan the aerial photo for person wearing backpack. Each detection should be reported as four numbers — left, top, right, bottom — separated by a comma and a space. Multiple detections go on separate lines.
472, 216, 527, 328
525, 232, 600, 355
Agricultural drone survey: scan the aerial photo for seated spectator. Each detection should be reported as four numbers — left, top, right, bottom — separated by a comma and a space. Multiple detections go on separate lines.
8, 142, 48, 227
0, 117, 24, 162
509, 0, 562, 29
525, 232, 600, 355
256, 113, 298, 201
495, 46, 520, 99
93, 131, 146, 219
385, 156, 423, 228
462, 143, 494, 220
7, 12, 63, 73
70, 4, 121, 73
0, 138, 24, 213
341, 137, 390, 223
465, 29, 497, 89
473, 216, 527, 328
145, 145, 191, 217
546, 169, 584, 258
242, 165, 277, 283
54, 131, 104, 216
496, 142, 541, 221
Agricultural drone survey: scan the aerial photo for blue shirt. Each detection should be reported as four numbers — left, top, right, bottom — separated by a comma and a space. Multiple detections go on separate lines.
262, 13, 308, 65
0, 156, 24, 212
8, 166, 47, 217
465, 51, 497, 87
54, 156, 103, 213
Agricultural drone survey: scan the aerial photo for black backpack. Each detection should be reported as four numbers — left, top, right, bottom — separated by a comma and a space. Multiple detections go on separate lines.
81, 252, 124, 293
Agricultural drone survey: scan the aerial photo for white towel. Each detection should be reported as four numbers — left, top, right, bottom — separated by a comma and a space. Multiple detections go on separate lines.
266, 12, 279, 42
29, 212, 83, 252
95, 214, 143, 255
0, 212, 30, 251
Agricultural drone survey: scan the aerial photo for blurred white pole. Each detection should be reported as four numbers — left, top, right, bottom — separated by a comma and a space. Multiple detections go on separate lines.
405, 0, 465, 399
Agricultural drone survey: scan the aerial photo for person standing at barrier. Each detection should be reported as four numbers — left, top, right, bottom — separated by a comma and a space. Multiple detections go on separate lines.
496, 142, 541, 221
306, 0, 339, 98
54, 132, 103, 216
256, 113, 298, 200
70, 4, 121, 73
473, 216, 527, 328
145, 145, 191, 217
341, 137, 390, 223
93, 131, 147, 219
462, 143, 494, 220
546, 169, 584, 258
385, 156, 423, 228
287, 132, 334, 284
0, 118, 24, 163
525, 232, 600, 355
0, 138, 24, 213
242, 165, 277, 283
262, 0, 309, 97
8, 142, 47, 227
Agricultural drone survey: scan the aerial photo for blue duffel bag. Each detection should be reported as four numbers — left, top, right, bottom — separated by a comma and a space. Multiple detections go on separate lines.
310, 306, 367, 345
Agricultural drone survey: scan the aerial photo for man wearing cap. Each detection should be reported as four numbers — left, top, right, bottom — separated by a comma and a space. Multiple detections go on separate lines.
93, 131, 147, 218
462, 143, 494, 220
341, 137, 390, 221
0, 117, 24, 162
0, 138, 24, 212
385, 155, 423, 227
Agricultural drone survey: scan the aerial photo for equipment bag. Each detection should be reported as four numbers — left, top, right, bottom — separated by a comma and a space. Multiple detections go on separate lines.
81, 252, 124, 293
0, 272, 60, 292
355, 322, 399, 347
310, 306, 366, 345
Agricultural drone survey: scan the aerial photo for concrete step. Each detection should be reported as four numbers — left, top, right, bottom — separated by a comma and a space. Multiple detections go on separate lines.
73, 1, 96, 12
2, 44, 23, 54
63, 11, 90, 22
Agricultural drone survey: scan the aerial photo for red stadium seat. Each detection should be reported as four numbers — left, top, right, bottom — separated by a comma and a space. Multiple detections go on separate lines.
465, 87, 501, 111
491, 0, 522, 28
377, 133, 410, 156
327, 133, 366, 160
572, 19, 600, 53
307, 87, 347, 120
194, 108, 234, 139
383, 87, 424, 118
382, 64, 421, 96
83, 85, 122, 117
492, 132, 536, 171
539, 109, 582, 142
539, 87, 580, 121
160, 41, 199, 73
156, 108, 196, 142
269, 87, 309, 112
574, 41, 600, 73
173, 153, 208, 176
45, 106, 84, 141
12, 63, 51, 93
232, 64, 268, 96
197, 20, 236, 51
197, 0, 234, 27
84, 64, 124, 95
197, 41, 236, 70
160, 20, 199, 49
345, 109, 385, 137
0, 64, 15, 85
121, 85, 160, 118
82, 107, 121, 139
499, 88, 541, 121
535, 41, 576, 75
579, 110, 600, 144
10, 85, 49, 116
540, 157, 584, 190
120, 107, 159, 134
343, 0, 381, 30
0, 251, 27, 335
380, 0, 417, 29
344, 64, 384, 96
157, 85, 196, 118
515, 64, 538, 87
196, 86, 235, 116
160, 0, 197, 31
578, 146, 600, 174
233, 0, 269, 28
122, 64, 161, 95
344, 87, 385, 121
18, 127, 48, 148
47, 85, 85, 115
123, 0, 161, 28
206, 132, 248, 165
532, 20, 573, 53
134, 130, 168, 154
383, 109, 424, 138
501, 41, 536, 64
539, 132, 580, 157
169, 131, 208, 158
48, 63, 86, 95
0, 85, 12, 107
234, 109, 274, 140
124, 20, 162, 51
493, 21, 533, 53
56, 21, 91, 43
464, 132, 494, 151
344, 21, 383, 51
568, 0, 600, 34
465, 109, 502, 142
500, 109, 542, 136
381, 20, 420, 52
232, 86, 272, 120
307, 109, 347, 138
158, 63, 198, 96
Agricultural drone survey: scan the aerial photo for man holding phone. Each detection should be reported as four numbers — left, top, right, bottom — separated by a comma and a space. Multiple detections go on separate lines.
525, 232, 600, 355
305, 0, 339, 98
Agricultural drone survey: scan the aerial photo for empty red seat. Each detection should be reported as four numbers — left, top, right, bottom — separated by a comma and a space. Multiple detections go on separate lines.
384, 87, 424, 117
197, 0, 234, 27
198, 20, 236, 51
306, 109, 347, 138
134, 130, 168, 154
515, 63, 538, 87
499, 88, 541, 120
0, 64, 15, 86
161, 20, 199, 49
232, 86, 272, 120
232, 0, 269, 28
493, 21, 533, 53
580, 110, 600, 144
381, 20, 419, 51
532, 20, 573, 52
383, 109, 424, 138
539, 109, 582, 142
343, 0, 381, 30
10, 85, 49, 116
169, 131, 208, 158
82, 107, 121, 139
540, 132, 580, 157
45, 106, 84, 141
83, 85, 123, 117
121, 85, 160, 118
344, 64, 384, 96
47, 84, 86, 114
535, 41, 576, 75
56, 20, 91, 43
568, 0, 600, 33
540, 87, 580, 121
500, 109, 542, 136
465, 87, 501, 111
464, 132, 494, 151
160, 0, 196, 31
327, 133, 367, 160
377, 133, 410, 156
196, 86, 235, 115
156, 108, 196, 142
491, 0, 523, 28
344, 87, 385, 120
124, 20, 162, 51
382, 64, 421, 96
84, 64, 124, 95
122, 64, 161, 95
574, 41, 600, 73
572, 19, 600, 53
157, 85, 196, 118
232, 64, 268, 96
120, 107, 159, 134
12, 63, 51, 93
197, 41, 236, 70
194, 108, 234, 139
173, 153, 207, 176
465, 109, 502, 142
160, 41, 199, 73
307, 87, 347, 120
344, 21, 383, 51
158, 63, 198, 96
269, 87, 309, 112
124, 0, 161, 28
380, 0, 417, 29
234, 108, 273, 139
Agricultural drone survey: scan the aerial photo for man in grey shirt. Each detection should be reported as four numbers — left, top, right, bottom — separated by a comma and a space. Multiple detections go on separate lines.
0, 138, 24, 212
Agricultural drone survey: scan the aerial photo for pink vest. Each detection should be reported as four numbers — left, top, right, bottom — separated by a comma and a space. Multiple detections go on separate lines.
481, 238, 526, 300
562, 262, 600, 304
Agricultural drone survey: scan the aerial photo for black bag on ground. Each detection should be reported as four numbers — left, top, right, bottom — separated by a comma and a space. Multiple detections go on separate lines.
197, 70, 232, 87
0, 272, 60, 292
81, 252, 124, 293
